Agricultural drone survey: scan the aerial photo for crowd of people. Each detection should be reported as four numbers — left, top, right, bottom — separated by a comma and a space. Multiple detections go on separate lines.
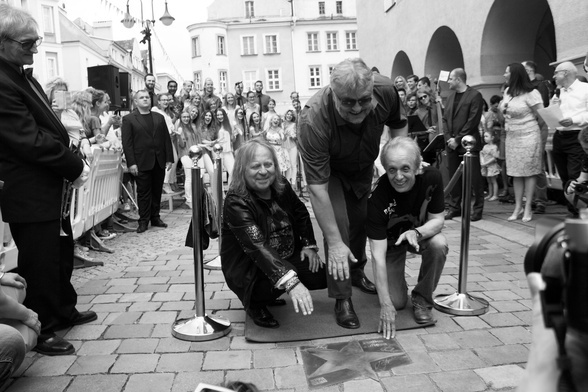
1, 3, 587, 390
393, 60, 588, 224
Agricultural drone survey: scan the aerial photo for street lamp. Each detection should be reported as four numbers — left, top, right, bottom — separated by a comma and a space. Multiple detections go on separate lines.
121, 0, 175, 74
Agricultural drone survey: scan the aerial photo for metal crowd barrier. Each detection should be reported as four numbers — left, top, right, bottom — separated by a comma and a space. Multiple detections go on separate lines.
0, 193, 18, 272
0, 149, 122, 272
72, 148, 122, 239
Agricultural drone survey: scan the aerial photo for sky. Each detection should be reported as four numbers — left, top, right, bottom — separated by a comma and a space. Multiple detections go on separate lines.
62, 0, 214, 82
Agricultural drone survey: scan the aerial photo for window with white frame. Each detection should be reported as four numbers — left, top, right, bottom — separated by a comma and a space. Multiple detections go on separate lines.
326, 32, 338, 51
46, 52, 58, 79
266, 69, 281, 91
264, 34, 278, 54
42, 5, 55, 42
217, 36, 226, 55
307, 32, 319, 52
193, 71, 202, 92
242, 35, 256, 55
192, 36, 201, 57
309, 66, 321, 88
243, 70, 257, 92
328, 65, 335, 75
336, 1, 343, 14
318, 1, 325, 15
245, 1, 254, 18
345, 31, 357, 50
219, 70, 228, 94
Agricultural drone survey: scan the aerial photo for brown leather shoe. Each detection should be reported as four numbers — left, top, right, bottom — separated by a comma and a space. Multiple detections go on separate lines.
34, 335, 75, 356
334, 298, 360, 329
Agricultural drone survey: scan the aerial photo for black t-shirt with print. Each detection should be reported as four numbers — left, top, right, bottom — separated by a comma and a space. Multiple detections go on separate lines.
366, 167, 444, 243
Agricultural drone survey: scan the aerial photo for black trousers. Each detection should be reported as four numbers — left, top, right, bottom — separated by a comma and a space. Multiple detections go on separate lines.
249, 250, 327, 309
10, 218, 78, 335
552, 131, 585, 213
324, 176, 369, 299
446, 148, 485, 215
135, 163, 165, 224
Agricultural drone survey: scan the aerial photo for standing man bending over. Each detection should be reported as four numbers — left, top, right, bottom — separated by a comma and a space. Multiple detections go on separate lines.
298, 58, 407, 329
367, 137, 447, 339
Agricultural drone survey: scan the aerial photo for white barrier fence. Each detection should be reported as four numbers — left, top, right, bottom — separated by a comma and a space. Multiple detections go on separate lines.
1, 149, 122, 271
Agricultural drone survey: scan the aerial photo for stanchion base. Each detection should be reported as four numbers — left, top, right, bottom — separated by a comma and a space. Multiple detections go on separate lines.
433, 292, 489, 316
172, 314, 231, 341
204, 255, 222, 271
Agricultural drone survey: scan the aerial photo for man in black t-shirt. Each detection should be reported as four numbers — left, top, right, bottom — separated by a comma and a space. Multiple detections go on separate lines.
367, 137, 447, 339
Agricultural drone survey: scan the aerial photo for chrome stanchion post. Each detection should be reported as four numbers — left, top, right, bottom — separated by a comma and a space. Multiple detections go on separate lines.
434, 135, 489, 316
172, 145, 231, 341
204, 143, 223, 270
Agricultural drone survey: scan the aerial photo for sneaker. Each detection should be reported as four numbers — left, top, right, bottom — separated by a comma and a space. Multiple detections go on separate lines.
74, 247, 94, 262
97, 230, 116, 240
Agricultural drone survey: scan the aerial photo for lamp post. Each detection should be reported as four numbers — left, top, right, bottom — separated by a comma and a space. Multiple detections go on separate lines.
121, 0, 175, 74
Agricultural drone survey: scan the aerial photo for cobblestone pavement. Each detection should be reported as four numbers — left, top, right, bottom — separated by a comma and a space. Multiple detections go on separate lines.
1, 197, 569, 392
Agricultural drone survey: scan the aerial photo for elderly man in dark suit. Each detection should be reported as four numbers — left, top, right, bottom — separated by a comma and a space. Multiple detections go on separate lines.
0, 3, 95, 356
122, 90, 174, 233
442, 68, 485, 222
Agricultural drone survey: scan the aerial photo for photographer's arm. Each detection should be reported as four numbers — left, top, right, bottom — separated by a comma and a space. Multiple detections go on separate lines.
517, 272, 588, 392
566, 171, 588, 194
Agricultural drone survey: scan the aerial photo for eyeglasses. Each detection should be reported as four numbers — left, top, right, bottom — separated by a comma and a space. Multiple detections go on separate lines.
5, 36, 43, 50
335, 93, 372, 108
418, 95, 429, 101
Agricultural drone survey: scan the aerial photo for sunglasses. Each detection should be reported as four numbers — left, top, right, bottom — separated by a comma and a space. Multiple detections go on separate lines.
5, 36, 43, 50
418, 95, 429, 100
335, 93, 372, 108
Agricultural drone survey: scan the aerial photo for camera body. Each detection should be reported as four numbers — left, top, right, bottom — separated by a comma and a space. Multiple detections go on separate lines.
574, 181, 588, 194
524, 214, 588, 390
525, 216, 588, 334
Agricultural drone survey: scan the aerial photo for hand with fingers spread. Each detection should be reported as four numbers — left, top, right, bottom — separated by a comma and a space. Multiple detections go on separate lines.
301, 248, 324, 273
327, 241, 357, 281
288, 283, 314, 316
378, 302, 397, 339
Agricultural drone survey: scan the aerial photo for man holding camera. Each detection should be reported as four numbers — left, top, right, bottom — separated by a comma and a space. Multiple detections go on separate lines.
564, 128, 588, 209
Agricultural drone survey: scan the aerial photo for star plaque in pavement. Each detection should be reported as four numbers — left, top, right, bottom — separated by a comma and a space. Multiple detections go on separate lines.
300, 338, 411, 388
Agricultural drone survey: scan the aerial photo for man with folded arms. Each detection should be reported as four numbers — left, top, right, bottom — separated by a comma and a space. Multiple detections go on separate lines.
367, 137, 447, 339
0, 3, 95, 356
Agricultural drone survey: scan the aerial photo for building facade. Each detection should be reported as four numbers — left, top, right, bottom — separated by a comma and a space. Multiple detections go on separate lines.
357, 0, 588, 101
187, 0, 359, 107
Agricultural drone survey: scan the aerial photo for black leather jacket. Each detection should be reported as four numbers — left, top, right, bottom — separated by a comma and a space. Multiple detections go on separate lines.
220, 181, 317, 308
